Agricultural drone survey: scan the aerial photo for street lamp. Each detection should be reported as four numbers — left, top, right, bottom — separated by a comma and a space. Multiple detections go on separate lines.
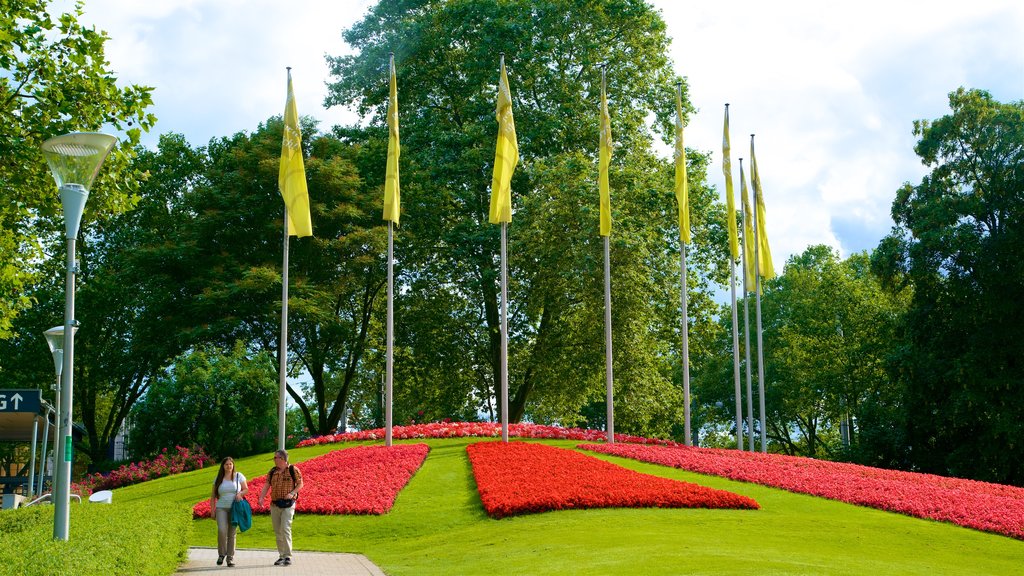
43, 325, 76, 503
41, 132, 116, 541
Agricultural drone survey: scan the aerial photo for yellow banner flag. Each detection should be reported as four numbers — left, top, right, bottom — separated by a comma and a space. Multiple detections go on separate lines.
383, 55, 401, 224
279, 70, 313, 237
740, 160, 756, 289
599, 72, 612, 237
750, 137, 775, 279
723, 105, 738, 260
674, 86, 689, 244
489, 57, 518, 224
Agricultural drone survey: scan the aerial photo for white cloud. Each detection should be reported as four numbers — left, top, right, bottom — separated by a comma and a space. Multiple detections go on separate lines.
651, 0, 1024, 270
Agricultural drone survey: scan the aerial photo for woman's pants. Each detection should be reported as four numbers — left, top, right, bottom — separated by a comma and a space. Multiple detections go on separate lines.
216, 508, 236, 558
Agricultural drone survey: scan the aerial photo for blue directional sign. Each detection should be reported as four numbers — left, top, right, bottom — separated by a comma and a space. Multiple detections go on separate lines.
0, 389, 42, 413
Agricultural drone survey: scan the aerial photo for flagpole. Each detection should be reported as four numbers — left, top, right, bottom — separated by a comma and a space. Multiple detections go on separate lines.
676, 82, 691, 447
740, 158, 755, 452
500, 221, 509, 443
386, 220, 394, 446
601, 66, 614, 444
723, 103, 743, 450
680, 243, 691, 445
278, 205, 289, 450
752, 134, 767, 453
498, 53, 510, 444
730, 261, 743, 449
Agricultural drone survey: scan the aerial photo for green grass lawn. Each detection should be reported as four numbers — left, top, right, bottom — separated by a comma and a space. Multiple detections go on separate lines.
115, 438, 1024, 575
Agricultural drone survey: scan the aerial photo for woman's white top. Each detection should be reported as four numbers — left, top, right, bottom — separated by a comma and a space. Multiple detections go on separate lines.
215, 472, 246, 509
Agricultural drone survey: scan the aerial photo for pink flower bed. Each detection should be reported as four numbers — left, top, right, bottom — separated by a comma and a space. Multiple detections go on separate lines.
297, 421, 677, 447
582, 443, 1024, 540
467, 441, 759, 519
192, 444, 428, 518
73, 445, 213, 496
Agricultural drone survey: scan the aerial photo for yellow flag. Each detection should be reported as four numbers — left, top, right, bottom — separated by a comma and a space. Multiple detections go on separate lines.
740, 161, 756, 289
723, 105, 738, 260
279, 70, 313, 237
674, 86, 689, 244
489, 57, 518, 224
383, 55, 401, 224
750, 137, 776, 279
599, 72, 612, 237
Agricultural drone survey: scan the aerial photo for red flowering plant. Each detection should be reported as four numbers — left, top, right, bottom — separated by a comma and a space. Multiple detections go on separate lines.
582, 443, 1024, 540
192, 443, 429, 518
298, 421, 678, 447
72, 445, 213, 497
466, 441, 759, 519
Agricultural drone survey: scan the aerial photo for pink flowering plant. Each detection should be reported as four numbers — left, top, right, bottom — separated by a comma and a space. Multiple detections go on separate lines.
467, 441, 759, 519
72, 445, 214, 496
192, 443, 429, 518
582, 443, 1024, 540
298, 421, 678, 447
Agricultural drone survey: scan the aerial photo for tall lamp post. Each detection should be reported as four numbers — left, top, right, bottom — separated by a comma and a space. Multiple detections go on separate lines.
43, 326, 76, 501
41, 132, 116, 541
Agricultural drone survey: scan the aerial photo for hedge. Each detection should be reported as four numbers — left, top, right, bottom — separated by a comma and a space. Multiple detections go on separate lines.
0, 498, 191, 576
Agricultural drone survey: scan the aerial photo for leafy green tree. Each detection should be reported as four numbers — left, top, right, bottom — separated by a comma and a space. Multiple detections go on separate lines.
698, 246, 907, 457
872, 88, 1024, 484
0, 0, 155, 338
128, 343, 277, 459
326, 0, 725, 435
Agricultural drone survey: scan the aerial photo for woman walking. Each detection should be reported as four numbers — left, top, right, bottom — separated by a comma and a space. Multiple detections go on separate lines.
210, 457, 248, 567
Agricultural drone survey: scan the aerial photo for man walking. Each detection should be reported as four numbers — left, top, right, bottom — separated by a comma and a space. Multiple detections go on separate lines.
259, 449, 304, 566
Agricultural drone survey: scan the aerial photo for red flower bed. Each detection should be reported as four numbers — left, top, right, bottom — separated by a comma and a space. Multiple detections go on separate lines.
297, 421, 677, 447
466, 441, 759, 519
73, 445, 213, 496
582, 443, 1024, 540
192, 444, 428, 518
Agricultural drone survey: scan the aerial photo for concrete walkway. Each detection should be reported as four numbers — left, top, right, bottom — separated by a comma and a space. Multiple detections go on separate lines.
175, 547, 386, 575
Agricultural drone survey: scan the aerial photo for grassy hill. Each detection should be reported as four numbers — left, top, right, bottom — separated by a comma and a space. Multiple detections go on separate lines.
113, 437, 1024, 575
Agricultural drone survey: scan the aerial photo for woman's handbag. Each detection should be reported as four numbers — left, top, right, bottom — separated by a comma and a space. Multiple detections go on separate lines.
231, 497, 252, 532
230, 473, 252, 532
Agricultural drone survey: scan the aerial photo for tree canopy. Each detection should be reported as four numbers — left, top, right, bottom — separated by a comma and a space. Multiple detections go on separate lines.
326, 0, 725, 435
872, 88, 1024, 484
0, 0, 156, 338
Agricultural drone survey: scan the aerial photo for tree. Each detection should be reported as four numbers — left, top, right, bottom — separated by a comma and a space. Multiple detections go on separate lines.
128, 343, 277, 459
0, 0, 156, 338
326, 0, 725, 435
872, 88, 1024, 484
697, 245, 907, 458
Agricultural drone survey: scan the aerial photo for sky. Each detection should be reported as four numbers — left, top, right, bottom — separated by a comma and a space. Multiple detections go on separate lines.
69, 0, 1024, 271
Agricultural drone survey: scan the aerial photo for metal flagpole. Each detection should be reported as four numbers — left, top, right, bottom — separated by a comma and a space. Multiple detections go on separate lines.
278, 207, 289, 450
676, 82, 691, 447
602, 66, 614, 444
740, 159, 755, 452
681, 244, 691, 445
730, 262, 743, 449
386, 221, 394, 446
604, 235, 614, 443
500, 222, 509, 443
752, 136, 767, 453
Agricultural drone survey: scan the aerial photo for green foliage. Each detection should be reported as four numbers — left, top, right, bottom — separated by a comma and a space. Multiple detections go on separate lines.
0, 0, 156, 338
0, 499, 190, 576
327, 0, 721, 434
698, 246, 908, 457
129, 343, 277, 460
872, 88, 1024, 484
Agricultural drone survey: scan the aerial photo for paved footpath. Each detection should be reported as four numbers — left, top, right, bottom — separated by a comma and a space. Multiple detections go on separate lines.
175, 547, 387, 575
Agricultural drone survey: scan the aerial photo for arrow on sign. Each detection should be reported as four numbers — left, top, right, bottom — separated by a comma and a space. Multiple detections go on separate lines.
10, 393, 22, 410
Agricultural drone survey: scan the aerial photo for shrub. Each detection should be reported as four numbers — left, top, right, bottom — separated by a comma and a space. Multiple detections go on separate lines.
72, 445, 213, 496
0, 498, 191, 576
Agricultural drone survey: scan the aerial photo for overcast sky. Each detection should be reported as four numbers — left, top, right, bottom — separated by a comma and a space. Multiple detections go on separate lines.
71, 0, 1024, 270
